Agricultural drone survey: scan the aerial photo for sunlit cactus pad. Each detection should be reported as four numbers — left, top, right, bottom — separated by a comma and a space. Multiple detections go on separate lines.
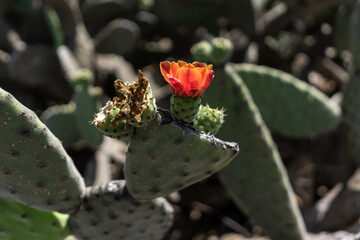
0, 87, 85, 213
233, 63, 341, 137
124, 109, 239, 201
69, 181, 173, 240
0, 196, 69, 240
203, 65, 307, 240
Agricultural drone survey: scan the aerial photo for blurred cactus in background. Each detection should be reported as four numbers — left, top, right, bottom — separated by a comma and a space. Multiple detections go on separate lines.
1, 0, 360, 239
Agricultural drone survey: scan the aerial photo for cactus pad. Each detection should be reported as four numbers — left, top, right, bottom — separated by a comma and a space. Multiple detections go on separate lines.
191, 37, 233, 65
191, 40, 213, 63
44, 6, 64, 48
41, 102, 80, 149
233, 63, 341, 137
94, 19, 140, 56
0, 196, 69, 240
70, 68, 94, 88
124, 109, 239, 201
74, 85, 104, 148
210, 37, 233, 65
0, 87, 85, 213
202, 65, 307, 240
341, 72, 360, 166
69, 181, 173, 240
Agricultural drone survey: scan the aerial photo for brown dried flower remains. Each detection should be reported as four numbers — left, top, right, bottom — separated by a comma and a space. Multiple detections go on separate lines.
112, 70, 150, 124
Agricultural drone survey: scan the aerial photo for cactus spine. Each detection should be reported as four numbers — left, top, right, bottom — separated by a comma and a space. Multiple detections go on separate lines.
193, 105, 225, 135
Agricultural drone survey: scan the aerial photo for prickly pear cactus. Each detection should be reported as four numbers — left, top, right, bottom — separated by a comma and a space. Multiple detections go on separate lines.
333, 5, 352, 53
341, 72, 360, 166
74, 85, 104, 148
191, 40, 213, 63
125, 71, 157, 127
193, 105, 224, 135
69, 180, 174, 240
341, 0, 360, 168
0, 87, 85, 213
56, 43, 104, 148
70, 68, 94, 88
124, 108, 239, 201
191, 37, 233, 65
44, 6, 64, 48
233, 63, 341, 137
93, 70, 157, 140
210, 37, 233, 65
0, 196, 69, 240
94, 19, 141, 56
334, 1, 360, 70
93, 103, 135, 140
56, 45, 82, 84
41, 102, 80, 149
202, 65, 307, 240
170, 95, 201, 123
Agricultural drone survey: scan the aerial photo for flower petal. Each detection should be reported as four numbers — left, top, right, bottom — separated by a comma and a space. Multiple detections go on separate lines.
177, 60, 187, 67
196, 66, 208, 85
177, 66, 202, 90
192, 62, 207, 68
168, 77, 184, 95
200, 70, 214, 94
170, 62, 179, 78
160, 61, 172, 83
160, 60, 214, 97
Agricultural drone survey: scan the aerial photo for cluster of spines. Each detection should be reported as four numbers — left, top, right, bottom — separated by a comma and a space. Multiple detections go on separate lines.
193, 105, 225, 135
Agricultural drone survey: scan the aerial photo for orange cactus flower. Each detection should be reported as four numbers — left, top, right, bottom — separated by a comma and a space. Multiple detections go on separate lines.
160, 60, 214, 98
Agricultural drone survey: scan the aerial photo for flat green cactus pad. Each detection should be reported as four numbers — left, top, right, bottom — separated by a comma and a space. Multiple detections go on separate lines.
41, 102, 80, 149
124, 109, 239, 201
233, 63, 341, 137
202, 65, 307, 240
69, 181, 173, 240
74, 85, 104, 148
342, 72, 360, 166
0, 88, 85, 213
0, 196, 69, 240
